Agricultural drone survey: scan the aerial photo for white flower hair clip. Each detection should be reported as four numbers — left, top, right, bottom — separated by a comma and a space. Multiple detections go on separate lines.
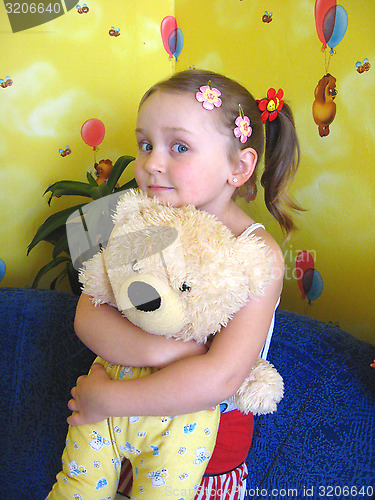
195, 80, 222, 110
234, 104, 252, 143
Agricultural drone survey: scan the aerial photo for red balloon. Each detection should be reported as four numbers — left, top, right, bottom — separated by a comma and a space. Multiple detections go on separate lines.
81, 119, 105, 148
295, 251, 315, 298
160, 16, 177, 58
314, 0, 336, 48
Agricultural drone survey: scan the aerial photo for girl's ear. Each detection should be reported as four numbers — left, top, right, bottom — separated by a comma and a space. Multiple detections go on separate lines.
228, 147, 258, 187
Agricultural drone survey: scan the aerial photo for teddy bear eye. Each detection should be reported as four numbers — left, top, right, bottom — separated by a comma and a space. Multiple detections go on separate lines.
179, 282, 191, 292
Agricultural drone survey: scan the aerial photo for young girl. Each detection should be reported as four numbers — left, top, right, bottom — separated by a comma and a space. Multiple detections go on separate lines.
49, 69, 300, 500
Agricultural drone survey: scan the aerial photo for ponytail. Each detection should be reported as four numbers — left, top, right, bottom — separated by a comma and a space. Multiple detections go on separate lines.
261, 103, 303, 237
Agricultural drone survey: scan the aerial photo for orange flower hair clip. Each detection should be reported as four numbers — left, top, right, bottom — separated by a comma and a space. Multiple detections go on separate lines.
233, 104, 252, 143
195, 80, 222, 110
258, 88, 284, 123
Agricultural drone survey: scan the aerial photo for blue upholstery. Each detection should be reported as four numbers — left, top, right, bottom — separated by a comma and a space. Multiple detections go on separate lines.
0, 288, 95, 500
247, 309, 375, 498
0, 287, 374, 500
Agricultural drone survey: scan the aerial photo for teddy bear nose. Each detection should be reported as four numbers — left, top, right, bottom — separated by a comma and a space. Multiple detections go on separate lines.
128, 281, 162, 312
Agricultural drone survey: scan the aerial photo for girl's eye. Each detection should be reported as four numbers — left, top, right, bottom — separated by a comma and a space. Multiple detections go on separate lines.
140, 142, 152, 152
172, 143, 188, 153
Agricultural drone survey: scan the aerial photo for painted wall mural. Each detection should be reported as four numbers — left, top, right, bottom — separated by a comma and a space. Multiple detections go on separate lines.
0, 0, 374, 344
161, 15, 184, 61
312, 0, 348, 136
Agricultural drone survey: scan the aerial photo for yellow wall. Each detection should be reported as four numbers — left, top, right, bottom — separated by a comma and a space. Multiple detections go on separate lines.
1, 1, 374, 344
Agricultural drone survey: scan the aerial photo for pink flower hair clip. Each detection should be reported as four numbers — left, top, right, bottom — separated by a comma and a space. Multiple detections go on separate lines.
233, 104, 252, 143
258, 88, 284, 123
195, 80, 222, 110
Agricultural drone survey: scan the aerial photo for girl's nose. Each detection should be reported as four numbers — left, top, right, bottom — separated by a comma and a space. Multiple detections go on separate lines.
144, 150, 164, 174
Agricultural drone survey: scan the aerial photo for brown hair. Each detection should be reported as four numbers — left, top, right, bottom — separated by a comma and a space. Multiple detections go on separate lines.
140, 69, 302, 236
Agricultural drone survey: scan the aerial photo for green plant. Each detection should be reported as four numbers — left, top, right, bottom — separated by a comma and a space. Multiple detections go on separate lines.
28, 155, 137, 294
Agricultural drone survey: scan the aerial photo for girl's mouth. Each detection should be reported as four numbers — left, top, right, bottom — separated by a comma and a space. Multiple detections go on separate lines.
148, 185, 173, 191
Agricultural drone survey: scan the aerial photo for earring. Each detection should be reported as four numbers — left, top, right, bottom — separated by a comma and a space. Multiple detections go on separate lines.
233, 177, 238, 183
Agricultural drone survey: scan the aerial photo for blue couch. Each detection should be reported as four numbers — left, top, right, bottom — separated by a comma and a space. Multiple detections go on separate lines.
0, 287, 374, 500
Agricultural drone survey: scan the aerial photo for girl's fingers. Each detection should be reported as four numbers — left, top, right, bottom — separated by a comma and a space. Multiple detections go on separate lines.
68, 398, 78, 412
67, 412, 80, 426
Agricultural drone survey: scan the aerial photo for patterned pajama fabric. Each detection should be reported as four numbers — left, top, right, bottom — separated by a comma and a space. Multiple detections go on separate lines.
118, 461, 248, 500
47, 357, 220, 500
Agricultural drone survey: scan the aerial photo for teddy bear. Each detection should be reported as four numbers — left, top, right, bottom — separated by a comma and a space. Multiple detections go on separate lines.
80, 188, 284, 414
53, 189, 284, 500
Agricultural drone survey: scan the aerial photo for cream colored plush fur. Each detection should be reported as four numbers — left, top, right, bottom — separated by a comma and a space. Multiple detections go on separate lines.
79, 189, 284, 414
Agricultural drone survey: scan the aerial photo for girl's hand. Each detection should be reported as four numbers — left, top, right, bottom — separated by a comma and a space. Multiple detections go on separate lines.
67, 363, 112, 426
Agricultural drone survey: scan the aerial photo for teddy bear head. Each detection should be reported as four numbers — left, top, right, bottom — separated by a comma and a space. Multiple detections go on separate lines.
79, 189, 273, 344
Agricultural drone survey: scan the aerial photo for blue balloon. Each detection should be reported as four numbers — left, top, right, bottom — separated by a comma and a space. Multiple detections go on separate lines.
324, 5, 348, 53
304, 269, 324, 303
168, 28, 184, 61
0, 258, 6, 282
173, 28, 184, 59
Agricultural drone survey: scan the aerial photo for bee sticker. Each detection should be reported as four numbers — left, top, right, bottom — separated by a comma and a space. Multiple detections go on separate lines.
76, 4, 89, 14
262, 11, 273, 23
0, 77, 13, 88
59, 146, 71, 157
356, 59, 370, 74
109, 27, 120, 37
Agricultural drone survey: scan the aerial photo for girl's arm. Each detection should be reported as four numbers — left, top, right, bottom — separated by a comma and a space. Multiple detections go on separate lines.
74, 293, 207, 368
68, 235, 284, 425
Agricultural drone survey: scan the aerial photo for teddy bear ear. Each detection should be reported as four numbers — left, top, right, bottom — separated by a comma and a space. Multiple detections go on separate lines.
79, 250, 116, 306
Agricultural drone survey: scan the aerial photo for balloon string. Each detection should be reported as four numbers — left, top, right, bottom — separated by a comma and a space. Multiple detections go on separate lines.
93, 147, 97, 164
303, 300, 310, 316
170, 55, 176, 75
325, 50, 333, 74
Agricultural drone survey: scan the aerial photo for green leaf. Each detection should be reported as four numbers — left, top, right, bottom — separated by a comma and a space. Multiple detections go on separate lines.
66, 261, 81, 295
86, 185, 104, 200
27, 203, 87, 255
86, 171, 98, 186
52, 233, 70, 259
97, 181, 111, 198
50, 268, 67, 290
44, 180, 96, 199
31, 256, 71, 288
29, 154, 137, 294
116, 178, 138, 192
42, 225, 66, 247
106, 155, 135, 193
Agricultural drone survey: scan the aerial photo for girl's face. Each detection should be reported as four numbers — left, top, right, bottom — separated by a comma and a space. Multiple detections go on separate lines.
134, 90, 237, 217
